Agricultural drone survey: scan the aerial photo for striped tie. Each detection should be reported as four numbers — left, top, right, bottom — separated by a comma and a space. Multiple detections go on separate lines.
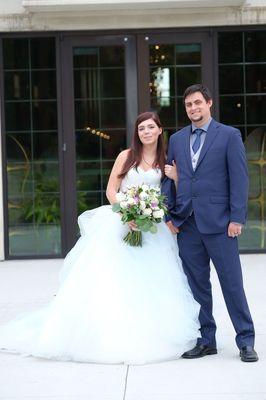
192, 129, 203, 154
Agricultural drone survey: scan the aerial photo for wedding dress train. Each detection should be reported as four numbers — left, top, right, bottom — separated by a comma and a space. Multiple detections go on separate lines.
0, 167, 200, 364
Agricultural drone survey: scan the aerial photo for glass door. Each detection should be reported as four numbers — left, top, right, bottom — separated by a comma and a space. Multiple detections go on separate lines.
61, 35, 137, 253
137, 32, 215, 140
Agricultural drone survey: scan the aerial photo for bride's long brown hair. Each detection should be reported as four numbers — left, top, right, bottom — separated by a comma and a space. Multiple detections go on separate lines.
118, 112, 166, 179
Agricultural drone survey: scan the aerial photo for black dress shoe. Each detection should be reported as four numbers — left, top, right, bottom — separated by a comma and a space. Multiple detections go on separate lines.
182, 344, 217, 359
240, 346, 258, 362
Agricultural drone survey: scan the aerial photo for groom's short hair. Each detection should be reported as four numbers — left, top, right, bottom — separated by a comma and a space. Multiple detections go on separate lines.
183, 84, 212, 104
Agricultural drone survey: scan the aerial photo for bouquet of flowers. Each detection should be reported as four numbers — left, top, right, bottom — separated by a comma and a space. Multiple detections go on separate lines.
112, 184, 167, 247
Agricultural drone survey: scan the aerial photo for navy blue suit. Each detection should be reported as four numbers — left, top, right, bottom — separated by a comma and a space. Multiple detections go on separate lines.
162, 118, 255, 349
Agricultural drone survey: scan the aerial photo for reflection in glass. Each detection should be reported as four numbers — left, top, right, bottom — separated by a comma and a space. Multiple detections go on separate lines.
77, 192, 102, 215
219, 96, 245, 125
102, 130, 126, 159
32, 70, 57, 99
176, 67, 201, 95
3, 38, 29, 69
100, 46, 125, 67
3, 37, 61, 256
150, 67, 174, 98
239, 128, 266, 251
32, 101, 58, 131
33, 132, 58, 160
4, 71, 30, 100
176, 44, 201, 64
149, 44, 174, 66
101, 100, 126, 128
151, 97, 176, 127
245, 31, 266, 63
6, 133, 32, 161
75, 67, 126, 99
217, 30, 266, 251
246, 96, 266, 124
218, 32, 243, 63
73, 46, 126, 213
245, 65, 266, 93
100, 69, 125, 98
219, 65, 244, 94
177, 98, 189, 127
149, 42, 202, 129
76, 161, 101, 191
75, 99, 99, 129
74, 47, 98, 68
150, 67, 171, 107
30, 37, 56, 68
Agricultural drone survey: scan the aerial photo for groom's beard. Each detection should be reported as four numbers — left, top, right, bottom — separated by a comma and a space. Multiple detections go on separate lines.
190, 114, 203, 123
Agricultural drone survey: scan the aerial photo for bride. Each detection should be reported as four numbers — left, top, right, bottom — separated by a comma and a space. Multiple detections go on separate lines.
0, 112, 200, 365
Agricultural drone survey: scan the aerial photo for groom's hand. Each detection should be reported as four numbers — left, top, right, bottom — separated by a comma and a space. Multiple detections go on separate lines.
166, 221, 180, 234
228, 222, 242, 238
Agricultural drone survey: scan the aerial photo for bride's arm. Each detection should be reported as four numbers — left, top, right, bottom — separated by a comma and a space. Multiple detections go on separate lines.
106, 149, 130, 204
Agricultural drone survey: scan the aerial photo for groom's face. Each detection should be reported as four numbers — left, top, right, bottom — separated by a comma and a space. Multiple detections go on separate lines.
184, 91, 212, 126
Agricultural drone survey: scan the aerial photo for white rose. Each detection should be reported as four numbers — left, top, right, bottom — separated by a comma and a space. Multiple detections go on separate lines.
139, 192, 148, 200
140, 201, 146, 210
141, 184, 149, 192
153, 209, 164, 219
115, 192, 125, 202
120, 201, 128, 209
127, 197, 135, 205
143, 208, 152, 216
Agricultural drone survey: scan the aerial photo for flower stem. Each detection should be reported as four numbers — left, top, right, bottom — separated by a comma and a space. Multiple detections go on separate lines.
123, 231, 142, 247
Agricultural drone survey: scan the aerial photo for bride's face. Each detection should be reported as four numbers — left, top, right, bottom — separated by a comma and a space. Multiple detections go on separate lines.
137, 118, 162, 145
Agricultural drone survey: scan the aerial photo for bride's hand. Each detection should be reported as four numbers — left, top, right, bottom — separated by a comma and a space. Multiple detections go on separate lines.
164, 160, 178, 182
128, 220, 138, 230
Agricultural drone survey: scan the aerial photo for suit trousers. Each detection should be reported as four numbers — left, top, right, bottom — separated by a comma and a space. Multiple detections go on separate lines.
177, 214, 255, 349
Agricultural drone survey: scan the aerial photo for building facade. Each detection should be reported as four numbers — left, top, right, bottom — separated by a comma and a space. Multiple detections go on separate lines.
0, 0, 266, 258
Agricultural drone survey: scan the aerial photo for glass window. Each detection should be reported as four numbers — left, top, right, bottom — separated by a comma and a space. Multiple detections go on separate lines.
149, 42, 202, 130
218, 30, 266, 252
3, 37, 61, 257
73, 46, 126, 214
245, 65, 266, 93
3, 38, 29, 69
218, 32, 243, 63
245, 31, 266, 63
242, 127, 266, 251
4, 71, 30, 100
219, 96, 245, 125
219, 65, 244, 94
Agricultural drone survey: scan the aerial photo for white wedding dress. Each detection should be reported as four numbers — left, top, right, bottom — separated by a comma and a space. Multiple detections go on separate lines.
0, 167, 200, 364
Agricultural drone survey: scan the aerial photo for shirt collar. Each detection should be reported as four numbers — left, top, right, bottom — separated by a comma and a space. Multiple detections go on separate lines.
191, 117, 212, 133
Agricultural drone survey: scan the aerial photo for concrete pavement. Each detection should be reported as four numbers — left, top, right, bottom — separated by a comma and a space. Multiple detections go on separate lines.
0, 254, 265, 400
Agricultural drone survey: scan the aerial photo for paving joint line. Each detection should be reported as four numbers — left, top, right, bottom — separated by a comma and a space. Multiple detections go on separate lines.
122, 365, 129, 400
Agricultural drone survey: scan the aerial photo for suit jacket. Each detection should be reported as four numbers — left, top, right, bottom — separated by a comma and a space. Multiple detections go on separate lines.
162, 119, 249, 234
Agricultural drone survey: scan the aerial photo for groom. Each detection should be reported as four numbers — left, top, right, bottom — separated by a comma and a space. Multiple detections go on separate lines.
162, 84, 258, 362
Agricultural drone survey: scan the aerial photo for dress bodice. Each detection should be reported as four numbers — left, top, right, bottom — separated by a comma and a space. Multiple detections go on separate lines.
120, 167, 162, 191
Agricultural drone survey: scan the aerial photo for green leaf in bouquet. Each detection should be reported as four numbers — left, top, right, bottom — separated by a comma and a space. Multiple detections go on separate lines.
112, 203, 121, 212
142, 223, 151, 232
138, 215, 147, 220
135, 218, 146, 227
149, 225, 158, 234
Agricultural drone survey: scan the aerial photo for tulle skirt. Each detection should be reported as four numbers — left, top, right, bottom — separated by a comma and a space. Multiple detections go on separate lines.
0, 206, 200, 364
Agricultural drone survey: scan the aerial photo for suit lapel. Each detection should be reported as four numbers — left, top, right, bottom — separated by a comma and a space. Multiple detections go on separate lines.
183, 126, 194, 173
195, 119, 219, 170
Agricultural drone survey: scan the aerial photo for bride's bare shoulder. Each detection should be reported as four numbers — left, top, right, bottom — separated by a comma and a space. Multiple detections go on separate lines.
118, 149, 131, 159
115, 149, 131, 164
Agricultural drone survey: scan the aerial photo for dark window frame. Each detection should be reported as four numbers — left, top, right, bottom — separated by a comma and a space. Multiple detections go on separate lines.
1, 26, 266, 257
